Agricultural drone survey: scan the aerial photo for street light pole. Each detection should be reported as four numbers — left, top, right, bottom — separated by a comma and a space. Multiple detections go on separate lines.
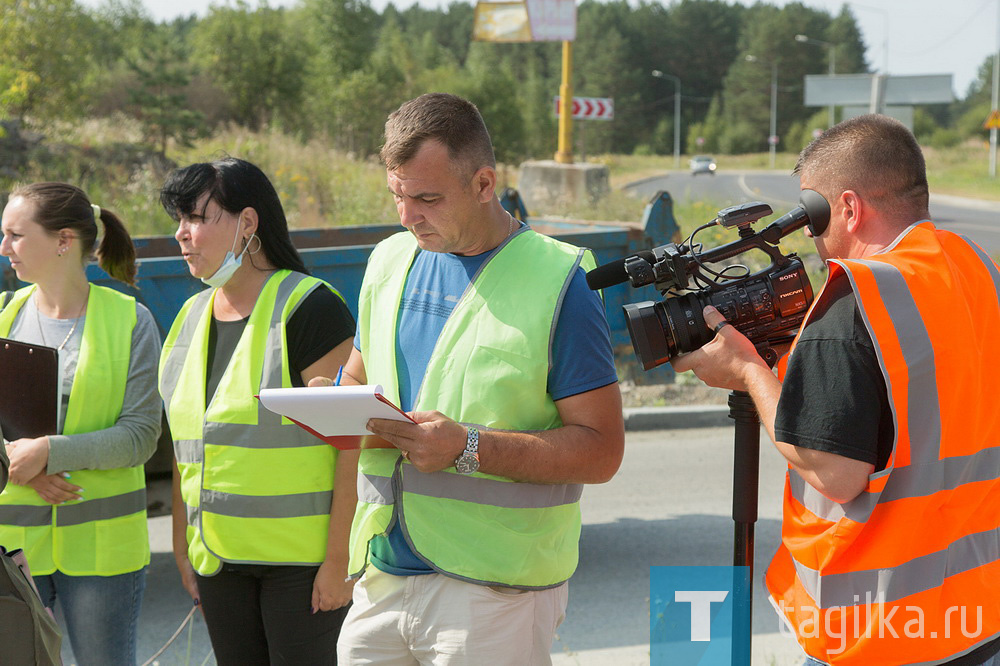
652, 70, 682, 169
795, 34, 837, 127
769, 62, 777, 169
746, 55, 778, 169
991, 0, 999, 178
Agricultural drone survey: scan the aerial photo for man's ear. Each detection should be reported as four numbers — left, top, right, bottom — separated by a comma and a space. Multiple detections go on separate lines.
841, 190, 865, 234
471, 166, 497, 204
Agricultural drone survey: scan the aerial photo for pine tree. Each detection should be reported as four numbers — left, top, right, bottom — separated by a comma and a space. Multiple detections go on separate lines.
126, 32, 204, 157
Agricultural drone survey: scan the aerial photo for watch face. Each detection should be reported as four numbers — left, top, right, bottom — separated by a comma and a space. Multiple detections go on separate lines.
455, 453, 480, 474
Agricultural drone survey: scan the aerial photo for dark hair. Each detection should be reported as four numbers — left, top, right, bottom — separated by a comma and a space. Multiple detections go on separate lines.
795, 114, 929, 220
10, 182, 137, 285
381, 93, 496, 177
159, 157, 308, 275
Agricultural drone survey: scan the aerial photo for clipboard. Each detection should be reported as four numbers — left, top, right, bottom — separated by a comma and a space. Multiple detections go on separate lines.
257, 385, 415, 450
0, 337, 60, 442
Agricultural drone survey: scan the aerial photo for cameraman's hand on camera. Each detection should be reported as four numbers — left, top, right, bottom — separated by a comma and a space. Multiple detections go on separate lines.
671, 306, 770, 392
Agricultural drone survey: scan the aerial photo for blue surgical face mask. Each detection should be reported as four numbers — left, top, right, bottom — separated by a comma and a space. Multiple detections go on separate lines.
201, 220, 251, 288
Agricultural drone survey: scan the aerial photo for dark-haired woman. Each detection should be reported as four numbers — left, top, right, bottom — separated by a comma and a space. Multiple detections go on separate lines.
158, 158, 357, 665
0, 182, 161, 665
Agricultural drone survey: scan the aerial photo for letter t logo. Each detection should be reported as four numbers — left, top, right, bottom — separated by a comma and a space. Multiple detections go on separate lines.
675, 590, 729, 641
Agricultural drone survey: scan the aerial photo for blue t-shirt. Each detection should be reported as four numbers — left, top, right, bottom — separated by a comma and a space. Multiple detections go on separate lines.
354, 230, 617, 575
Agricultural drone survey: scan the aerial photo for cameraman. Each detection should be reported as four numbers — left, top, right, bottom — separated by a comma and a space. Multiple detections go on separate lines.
674, 114, 1000, 666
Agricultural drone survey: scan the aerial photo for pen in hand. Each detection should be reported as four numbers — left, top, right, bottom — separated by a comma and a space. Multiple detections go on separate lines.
334, 366, 344, 387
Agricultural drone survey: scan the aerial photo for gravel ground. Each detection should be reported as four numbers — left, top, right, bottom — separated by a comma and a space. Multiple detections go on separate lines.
619, 372, 730, 408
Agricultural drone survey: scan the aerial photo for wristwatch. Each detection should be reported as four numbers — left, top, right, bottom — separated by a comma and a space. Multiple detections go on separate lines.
454, 427, 480, 474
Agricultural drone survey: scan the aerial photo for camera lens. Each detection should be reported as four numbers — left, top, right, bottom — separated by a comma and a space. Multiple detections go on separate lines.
623, 301, 675, 370
623, 293, 717, 369
663, 294, 714, 355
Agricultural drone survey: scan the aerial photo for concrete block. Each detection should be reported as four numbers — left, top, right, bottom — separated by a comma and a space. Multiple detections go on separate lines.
517, 160, 610, 211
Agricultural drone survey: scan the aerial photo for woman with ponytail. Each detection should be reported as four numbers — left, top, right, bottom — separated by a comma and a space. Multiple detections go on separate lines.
0, 182, 161, 665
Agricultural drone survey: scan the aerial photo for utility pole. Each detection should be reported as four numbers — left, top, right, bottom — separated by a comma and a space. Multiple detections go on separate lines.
747, 55, 778, 169
795, 34, 837, 127
769, 62, 777, 169
991, 0, 999, 177
556, 41, 574, 164
652, 70, 681, 169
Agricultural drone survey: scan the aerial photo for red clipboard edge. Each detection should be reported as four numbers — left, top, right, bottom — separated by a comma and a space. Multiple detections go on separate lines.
374, 393, 417, 424
253, 393, 412, 450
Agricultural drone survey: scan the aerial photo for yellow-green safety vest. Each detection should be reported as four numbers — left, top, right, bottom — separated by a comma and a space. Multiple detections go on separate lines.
159, 270, 342, 575
351, 227, 597, 589
0, 284, 148, 576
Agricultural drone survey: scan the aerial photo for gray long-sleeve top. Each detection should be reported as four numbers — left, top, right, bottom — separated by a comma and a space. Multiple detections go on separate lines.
7, 296, 162, 472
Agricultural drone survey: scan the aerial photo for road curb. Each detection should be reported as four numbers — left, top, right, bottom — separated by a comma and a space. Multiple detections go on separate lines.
623, 405, 732, 431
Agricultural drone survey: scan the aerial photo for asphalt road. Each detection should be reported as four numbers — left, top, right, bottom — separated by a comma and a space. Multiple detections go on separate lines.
550, 426, 803, 666
626, 170, 1000, 257
44, 425, 804, 666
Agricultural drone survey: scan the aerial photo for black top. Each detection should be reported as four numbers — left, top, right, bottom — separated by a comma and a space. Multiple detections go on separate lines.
205, 286, 356, 402
775, 271, 894, 471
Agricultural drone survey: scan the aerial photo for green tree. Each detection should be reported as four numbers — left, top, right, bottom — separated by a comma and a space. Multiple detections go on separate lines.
715, 3, 864, 155
304, 0, 379, 78
127, 31, 205, 156
89, 0, 155, 66
827, 7, 869, 76
391, 1, 475, 67
193, 2, 308, 129
574, 2, 640, 154
949, 55, 996, 141
665, 0, 745, 151
0, 0, 91, 119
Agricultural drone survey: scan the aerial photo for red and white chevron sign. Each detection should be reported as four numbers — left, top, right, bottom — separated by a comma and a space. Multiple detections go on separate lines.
553, 96, 614, 121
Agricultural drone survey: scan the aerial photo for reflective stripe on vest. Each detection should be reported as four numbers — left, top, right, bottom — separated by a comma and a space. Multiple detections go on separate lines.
160, 270, 341, 575
766, 223, 1000, 665
0, 285, 147, 576
351, 228, 596, 588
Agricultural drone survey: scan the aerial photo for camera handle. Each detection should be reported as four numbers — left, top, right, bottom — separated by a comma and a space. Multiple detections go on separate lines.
728, 378, 768, 665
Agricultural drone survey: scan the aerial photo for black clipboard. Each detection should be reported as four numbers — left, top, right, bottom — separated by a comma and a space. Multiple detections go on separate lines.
0, 337, 59, 441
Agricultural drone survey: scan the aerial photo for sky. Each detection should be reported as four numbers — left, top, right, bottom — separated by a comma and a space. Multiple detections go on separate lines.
80, 0, 1000, 99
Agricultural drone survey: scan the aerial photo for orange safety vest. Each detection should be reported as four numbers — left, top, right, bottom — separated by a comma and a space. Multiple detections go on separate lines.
766, 221, 1000, 665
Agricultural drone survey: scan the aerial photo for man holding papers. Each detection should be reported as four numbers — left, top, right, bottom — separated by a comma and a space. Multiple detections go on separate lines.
331, 93, 625, 665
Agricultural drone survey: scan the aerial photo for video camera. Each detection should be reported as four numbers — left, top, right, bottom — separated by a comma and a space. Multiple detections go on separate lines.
586, 189, 831, 370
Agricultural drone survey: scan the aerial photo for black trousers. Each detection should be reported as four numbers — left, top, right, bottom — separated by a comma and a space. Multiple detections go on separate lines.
197, 563, 349, 666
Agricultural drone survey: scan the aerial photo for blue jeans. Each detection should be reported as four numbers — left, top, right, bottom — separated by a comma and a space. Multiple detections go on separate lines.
35, 567, 147, 666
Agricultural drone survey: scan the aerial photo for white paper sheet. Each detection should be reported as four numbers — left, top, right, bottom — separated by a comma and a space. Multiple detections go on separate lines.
257, 384, 413, 436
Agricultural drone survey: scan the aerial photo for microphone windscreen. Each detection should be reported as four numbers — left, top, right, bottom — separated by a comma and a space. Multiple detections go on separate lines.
585, 251, 656, 290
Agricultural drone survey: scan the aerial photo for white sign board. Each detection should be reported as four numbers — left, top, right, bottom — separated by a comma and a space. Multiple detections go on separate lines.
842, 105, 915, 131
525, 0, 576, 41
804, 74, 953, 107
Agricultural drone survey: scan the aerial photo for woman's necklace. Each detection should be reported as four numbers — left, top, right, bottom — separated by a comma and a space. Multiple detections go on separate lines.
34, 287, 89, 352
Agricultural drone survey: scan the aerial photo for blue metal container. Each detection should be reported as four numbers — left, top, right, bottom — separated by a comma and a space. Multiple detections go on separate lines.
2, 190, 680, 383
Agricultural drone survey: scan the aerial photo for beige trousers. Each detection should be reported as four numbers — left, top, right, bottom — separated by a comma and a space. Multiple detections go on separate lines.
337, 566, 569, 665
